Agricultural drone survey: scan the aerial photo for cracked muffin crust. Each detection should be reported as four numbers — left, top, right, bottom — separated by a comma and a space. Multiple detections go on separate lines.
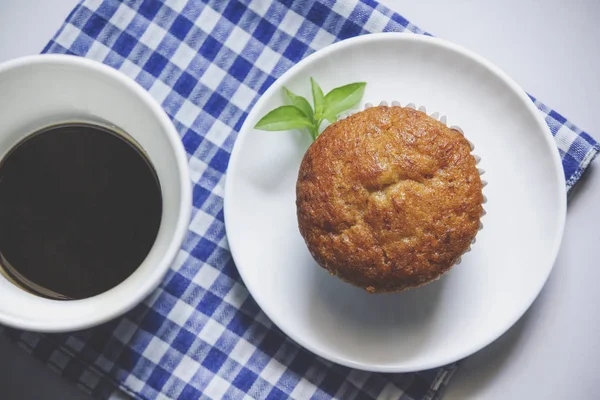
296, 105, 484, 293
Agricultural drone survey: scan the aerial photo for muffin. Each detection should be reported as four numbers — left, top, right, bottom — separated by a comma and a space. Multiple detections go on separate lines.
296, 105, 484, 293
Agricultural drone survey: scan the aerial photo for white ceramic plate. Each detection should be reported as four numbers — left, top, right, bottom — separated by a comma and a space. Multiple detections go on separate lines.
224, 33, 566, 372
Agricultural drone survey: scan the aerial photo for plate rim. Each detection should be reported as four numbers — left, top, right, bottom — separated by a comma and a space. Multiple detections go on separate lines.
224, 32, 567, 372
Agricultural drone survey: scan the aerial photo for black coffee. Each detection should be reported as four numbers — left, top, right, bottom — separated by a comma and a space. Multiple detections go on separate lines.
0, 123, 162, 300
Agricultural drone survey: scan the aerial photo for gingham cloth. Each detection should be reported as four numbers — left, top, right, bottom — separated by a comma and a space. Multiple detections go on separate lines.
1, 0, 597, 399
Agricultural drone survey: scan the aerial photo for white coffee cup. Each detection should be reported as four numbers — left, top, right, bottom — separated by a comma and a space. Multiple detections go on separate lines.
0, 55, 192, 332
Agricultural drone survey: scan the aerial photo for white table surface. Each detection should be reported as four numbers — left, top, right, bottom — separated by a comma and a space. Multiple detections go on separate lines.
0, 0, 599, 399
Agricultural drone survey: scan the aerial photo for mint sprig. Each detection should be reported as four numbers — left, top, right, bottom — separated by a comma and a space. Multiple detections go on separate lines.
254, 78, 366, 141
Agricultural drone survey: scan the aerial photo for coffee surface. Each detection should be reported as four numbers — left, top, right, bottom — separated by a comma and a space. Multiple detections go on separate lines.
0, 123, 162, 299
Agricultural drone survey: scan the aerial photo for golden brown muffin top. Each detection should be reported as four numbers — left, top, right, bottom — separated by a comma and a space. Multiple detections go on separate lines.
296, 106, 484, 293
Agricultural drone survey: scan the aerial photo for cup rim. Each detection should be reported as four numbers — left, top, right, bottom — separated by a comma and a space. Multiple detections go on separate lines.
0, 54, 192, 332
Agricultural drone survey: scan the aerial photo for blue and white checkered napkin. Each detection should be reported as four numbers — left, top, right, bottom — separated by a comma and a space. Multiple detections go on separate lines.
1, 0, 597, 399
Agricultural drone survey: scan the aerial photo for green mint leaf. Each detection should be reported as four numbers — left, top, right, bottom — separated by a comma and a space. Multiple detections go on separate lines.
324, 114, 338, 123
308, 125, 318, 141
254, 105, 314, 131
310, 77, 325, 116
323, 82, 366, 122
283, 86, 314, 122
